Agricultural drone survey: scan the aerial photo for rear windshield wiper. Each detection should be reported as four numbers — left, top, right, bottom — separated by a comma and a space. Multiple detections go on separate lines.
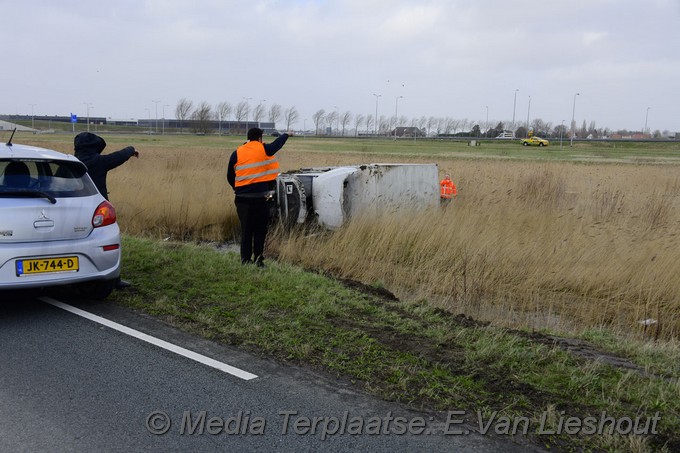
0, 190, 57, 204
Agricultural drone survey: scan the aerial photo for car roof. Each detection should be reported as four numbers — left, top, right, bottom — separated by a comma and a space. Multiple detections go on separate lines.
1, 142, 81, 164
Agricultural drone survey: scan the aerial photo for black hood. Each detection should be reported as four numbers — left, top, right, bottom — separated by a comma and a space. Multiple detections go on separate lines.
74, 132, 106, 155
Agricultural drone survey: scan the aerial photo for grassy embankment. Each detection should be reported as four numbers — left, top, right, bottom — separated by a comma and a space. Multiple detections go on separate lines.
115, 235, 680, 452
14, 132, 680, 451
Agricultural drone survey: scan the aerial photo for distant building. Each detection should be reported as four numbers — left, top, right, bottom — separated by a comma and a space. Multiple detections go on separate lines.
392, 127, 425, 137
609, 133, 651, 140
495, 130, 515, 139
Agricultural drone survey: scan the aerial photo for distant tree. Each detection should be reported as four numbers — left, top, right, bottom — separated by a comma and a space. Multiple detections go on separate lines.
443, 118, 454, 135
418, 116, 427, 133
426, 116, 437, 136
471, 124, 481, 137
191, 102, 213, 134
442, 118, 453, 134
234, 101, 249, 134
175, 98, 193, 133
436, 118, 446, 135
488, 122, 504, 138
312, 109, 325, 135
366, 114, 375, 134
353, 113, 364, 136
253, 103, 266, 125
339, 111, 352, 136
378, 115, 388, 134
530, 119, 551, 137
216, 101, 232, 135
388, 115, 396, 133
551, 123, 564, 138
268, 104, 282, 127
326, 111, 338, 135
283, 106, 299, 130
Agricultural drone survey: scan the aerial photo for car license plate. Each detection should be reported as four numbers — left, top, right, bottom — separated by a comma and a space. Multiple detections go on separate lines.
16, 256, 79, 276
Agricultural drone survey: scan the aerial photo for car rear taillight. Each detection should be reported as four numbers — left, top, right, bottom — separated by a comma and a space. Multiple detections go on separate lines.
92, 201, 117, 228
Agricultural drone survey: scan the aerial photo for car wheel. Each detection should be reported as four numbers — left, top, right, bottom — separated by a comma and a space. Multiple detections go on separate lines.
539, 143, 544, 147
77, 280, 116, 300
523, 142, 529, 146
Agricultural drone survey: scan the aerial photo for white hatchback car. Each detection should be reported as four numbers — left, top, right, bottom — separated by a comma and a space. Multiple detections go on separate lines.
0, 138, 121, 299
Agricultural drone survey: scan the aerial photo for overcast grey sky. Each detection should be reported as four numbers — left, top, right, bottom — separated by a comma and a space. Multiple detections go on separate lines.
3, 0, 679, 132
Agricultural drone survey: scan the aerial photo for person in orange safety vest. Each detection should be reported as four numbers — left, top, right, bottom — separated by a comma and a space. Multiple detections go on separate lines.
440, 174, 457, 204
227, 127, 290, 267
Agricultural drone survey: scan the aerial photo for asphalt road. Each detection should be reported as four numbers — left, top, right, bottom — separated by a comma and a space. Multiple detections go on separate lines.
0, 290, 539, 452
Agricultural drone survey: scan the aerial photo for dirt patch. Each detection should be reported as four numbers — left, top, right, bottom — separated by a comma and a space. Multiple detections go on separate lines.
333, 276, 655, 378
523, 333, 643, 371
335, 276, 400, 301
326, 313, 466, 367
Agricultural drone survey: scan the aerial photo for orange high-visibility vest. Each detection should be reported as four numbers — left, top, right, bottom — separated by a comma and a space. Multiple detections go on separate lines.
440, 179, 457, 198
234, 141, 280, 187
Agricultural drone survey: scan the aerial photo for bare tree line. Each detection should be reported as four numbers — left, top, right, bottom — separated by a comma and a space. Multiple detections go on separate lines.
174, 98, 668, 139
174, 97, 299, 134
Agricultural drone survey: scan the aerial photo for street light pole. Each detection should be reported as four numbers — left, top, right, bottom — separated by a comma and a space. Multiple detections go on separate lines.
333, 105, 339, 136
394, 96, 403, 140
83, 102, 93, 132
526, 96, 531, 134
644, 107, 650, 135
372, 93, 381, 135
560, 120, 564, 149
152, 100, 160, 134
162, 104, 169, 135
570, 92, 580, 147
29, 104, 37, 129
512, 89, 519, 131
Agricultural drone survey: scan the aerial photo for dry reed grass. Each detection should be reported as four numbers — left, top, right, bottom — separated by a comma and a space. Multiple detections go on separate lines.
111, 150, 238, 241
96, 142, 680, 339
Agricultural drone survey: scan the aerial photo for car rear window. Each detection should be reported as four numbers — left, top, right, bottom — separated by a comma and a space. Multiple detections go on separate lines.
0, 159, 99, 198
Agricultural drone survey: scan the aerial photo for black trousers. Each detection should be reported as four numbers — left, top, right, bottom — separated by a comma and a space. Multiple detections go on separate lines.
235, 196, 270, 263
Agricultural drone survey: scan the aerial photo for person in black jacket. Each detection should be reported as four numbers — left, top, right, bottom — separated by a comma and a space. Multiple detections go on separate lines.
74, 132, 139, 288
74, 132, 139, 200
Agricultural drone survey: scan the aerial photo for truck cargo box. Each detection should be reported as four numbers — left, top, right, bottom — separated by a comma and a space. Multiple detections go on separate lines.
276, 163, 439, 229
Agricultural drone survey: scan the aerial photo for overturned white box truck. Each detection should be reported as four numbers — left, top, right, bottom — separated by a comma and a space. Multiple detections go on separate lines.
274, 163, 440, 229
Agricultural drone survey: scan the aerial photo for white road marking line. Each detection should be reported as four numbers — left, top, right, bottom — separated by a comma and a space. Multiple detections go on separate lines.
40, 297, 258, 381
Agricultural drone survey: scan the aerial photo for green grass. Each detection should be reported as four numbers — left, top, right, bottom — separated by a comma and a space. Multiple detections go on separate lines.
108, 235, 680, 452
